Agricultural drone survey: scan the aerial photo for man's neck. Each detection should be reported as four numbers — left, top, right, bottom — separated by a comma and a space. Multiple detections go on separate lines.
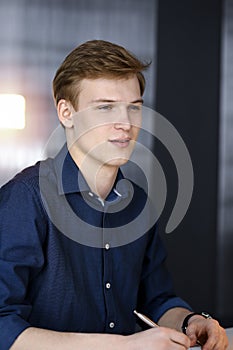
69, 147, 119, 200
83, 162, 118, 200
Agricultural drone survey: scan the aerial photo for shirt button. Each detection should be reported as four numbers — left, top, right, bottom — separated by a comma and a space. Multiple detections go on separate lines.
106, 282, 111, 289
105, 243, 110, 250
109, 322, 115, 329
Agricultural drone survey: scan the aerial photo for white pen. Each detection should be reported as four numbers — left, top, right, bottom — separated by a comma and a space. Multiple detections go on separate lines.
133, 310, 159, 328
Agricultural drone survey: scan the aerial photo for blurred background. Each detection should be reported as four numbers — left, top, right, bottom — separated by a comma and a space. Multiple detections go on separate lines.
0, 0, 232, 327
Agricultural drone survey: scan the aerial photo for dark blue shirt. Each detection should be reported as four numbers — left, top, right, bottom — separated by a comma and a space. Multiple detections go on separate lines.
0, 145, 191, 350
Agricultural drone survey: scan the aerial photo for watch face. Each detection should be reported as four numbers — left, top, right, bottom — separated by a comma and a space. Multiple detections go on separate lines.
201, 312, 212, 319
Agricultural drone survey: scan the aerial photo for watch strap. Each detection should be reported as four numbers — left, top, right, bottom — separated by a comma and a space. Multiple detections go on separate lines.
182, 312, 212, 334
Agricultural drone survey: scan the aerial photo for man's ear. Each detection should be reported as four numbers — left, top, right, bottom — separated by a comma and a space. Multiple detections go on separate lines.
57, 99, 75, 128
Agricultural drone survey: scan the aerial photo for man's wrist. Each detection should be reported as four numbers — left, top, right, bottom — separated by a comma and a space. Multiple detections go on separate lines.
181, 312, 212, 334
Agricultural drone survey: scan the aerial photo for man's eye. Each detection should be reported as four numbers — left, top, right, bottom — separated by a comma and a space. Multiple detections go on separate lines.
97, 104, 113, 111
128, 105, 142, 111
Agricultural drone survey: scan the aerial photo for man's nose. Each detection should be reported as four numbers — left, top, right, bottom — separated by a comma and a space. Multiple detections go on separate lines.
114, 106, 131, 130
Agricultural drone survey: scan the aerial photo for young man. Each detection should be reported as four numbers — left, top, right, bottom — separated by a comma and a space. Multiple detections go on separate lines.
0, 40, 227, 350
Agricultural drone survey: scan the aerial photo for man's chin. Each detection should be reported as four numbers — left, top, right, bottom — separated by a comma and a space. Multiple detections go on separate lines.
104, 157, 130, 167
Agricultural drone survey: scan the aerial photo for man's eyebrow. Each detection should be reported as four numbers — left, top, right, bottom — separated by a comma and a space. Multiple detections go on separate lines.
91, 98, 144, 104
91, 99, 117, 103
130, 98, 144, 104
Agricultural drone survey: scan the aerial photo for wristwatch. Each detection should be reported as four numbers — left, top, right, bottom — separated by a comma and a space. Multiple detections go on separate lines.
182, 312, 212, 334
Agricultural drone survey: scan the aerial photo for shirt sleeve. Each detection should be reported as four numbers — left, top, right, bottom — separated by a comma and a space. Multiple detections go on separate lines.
137, 227, 193, 324
0, 178, 46, 350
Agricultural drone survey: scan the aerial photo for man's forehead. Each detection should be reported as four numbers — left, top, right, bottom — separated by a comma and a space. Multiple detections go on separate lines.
78, 76, 142, 103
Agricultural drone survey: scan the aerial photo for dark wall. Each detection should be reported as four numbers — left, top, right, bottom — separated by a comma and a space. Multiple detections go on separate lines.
155, 0, 223, 322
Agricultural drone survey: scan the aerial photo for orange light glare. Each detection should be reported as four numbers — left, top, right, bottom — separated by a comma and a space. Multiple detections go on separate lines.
0, 94, 26, 129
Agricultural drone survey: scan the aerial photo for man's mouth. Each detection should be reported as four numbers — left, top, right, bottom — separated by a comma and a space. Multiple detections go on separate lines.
109, 138, 131, 148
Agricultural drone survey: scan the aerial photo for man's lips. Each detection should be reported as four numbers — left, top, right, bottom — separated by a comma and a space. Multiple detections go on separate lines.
108, 138, 131, 148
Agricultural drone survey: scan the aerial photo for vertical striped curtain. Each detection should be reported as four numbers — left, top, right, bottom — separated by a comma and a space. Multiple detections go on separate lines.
217, 0, 233, 324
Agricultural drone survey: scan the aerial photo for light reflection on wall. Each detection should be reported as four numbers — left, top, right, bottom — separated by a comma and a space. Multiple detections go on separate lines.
0, 94, 26, 130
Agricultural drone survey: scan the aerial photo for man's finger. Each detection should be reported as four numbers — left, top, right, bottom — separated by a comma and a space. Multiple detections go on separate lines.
170, 338, 191, 349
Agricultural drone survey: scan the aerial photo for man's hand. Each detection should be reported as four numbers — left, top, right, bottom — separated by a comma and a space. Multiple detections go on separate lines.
126, 327, 191, 350
185, 315, 228, 350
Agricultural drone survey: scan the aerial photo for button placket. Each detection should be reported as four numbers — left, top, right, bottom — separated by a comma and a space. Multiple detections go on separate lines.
103, 210, 116, 332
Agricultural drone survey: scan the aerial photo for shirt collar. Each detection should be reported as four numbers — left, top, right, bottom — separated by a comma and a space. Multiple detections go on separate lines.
53, 144, 130, 198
